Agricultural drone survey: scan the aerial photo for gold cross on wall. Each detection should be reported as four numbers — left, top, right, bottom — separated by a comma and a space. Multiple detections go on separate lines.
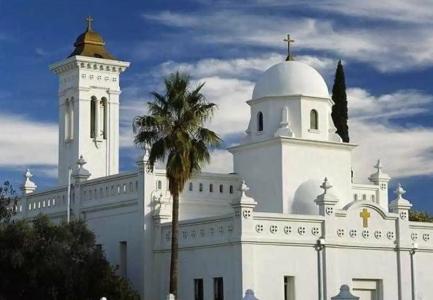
283, 34, 295, 61
360, 208, 371, 228
86, 16, 94, 31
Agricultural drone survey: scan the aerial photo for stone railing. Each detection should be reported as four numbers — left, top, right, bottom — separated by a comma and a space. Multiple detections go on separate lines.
79, 171, 138, 203
157, 214, 235, 250
15, 171, 139, 220
15, 185, 68, 219
153, 170, 241, 204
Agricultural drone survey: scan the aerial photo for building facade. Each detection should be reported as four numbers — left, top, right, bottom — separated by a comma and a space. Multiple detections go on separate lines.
15, 20, 433, 300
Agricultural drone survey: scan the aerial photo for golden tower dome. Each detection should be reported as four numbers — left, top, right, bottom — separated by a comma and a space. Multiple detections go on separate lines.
68, 16, 116, 60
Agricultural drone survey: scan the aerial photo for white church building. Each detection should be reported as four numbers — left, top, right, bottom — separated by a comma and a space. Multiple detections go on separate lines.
14, 19, 433, 300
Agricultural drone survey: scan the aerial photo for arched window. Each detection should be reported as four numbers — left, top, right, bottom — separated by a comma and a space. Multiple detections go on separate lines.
189, 182, 193, 191
219, 184, 224, 193
209, 184, 213, 193
69, 98, 74, 139
157, 180, 162, 190
64, 98, 70, 140
199, 183, 203, 192
229, 185, 234, 194
90, 96, 97, 138
257, 111, 264, 132
101, 97, 108, 139
310, 109, 318, 130
64, 98, 74, 141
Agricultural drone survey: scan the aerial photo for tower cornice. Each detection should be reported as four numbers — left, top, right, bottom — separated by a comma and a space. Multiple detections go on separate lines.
49, 55, 130, 75
228, 136, 357, 154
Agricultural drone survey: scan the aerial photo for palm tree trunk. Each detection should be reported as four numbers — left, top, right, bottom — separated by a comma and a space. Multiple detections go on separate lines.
169, 191, 179, 297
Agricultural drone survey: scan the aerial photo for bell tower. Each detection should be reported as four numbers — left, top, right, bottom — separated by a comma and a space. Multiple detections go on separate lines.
50, 17, 130, 185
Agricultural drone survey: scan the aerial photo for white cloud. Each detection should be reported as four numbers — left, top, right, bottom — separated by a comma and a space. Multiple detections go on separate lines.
315, 0, 433, 24
141, 10, 433, 72
0, 113, 57, 167
349, 88, 433, 121
158, 53, 283, 78
351, 120, 433, 180
202, 149, 233, 173
348, 88, 433, 180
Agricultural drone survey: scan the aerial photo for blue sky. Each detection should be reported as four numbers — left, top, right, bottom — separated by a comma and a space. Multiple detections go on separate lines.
1, 0, 433, 213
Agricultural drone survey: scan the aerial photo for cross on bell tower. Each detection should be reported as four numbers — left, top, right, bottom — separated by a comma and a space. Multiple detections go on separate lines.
283, 34, 295, 61
86, 16, 94, 31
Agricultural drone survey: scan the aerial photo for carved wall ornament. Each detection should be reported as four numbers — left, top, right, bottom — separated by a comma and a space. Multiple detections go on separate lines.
387, 231, 395, 240
284, 225, 292, 234
374, 230, 382, 239
243, 209, 252, 218
270, 225, 278, 234
298, 226, 306, 235
256, 224, 264, 233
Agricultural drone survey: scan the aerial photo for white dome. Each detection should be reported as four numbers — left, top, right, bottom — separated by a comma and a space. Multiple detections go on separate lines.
252, 61, 329, 100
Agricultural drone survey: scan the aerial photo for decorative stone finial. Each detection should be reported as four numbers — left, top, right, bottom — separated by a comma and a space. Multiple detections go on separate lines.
394, 183, 406, 199
231, 179, 257, 213
137, 146, 150, 164
331, 284, 359, 300
320, 177, 333, 194
72, 155, 91, 183
368, 159, 390, 184
241, 180, 250, 194
243, 289, 259, 300
77, 155, 87, 168
315, 177, 339, 216
390, 183, 412, 215
21, 169, 37, 194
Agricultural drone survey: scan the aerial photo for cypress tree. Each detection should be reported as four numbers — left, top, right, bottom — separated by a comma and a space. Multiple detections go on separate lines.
331, 60, 350, 142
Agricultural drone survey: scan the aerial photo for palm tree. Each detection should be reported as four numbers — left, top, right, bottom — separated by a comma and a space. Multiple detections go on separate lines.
133, 72, 221, 297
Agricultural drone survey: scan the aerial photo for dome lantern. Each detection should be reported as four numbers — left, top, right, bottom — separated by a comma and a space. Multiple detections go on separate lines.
68, 16, 116, 60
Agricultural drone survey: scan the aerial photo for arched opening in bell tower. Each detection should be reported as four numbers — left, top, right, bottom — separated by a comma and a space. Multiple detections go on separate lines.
310, 109, 318, 130
257, 111, 264, 132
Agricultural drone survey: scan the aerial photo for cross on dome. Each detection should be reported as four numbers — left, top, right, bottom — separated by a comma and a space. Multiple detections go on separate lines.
86, 16, 94, 31
283, 34, 295, 61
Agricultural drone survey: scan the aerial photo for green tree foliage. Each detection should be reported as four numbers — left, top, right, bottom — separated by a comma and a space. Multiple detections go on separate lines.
409, 210, 433, 222
0, 215, 139, 300
133, 72, 221, 296
331, 60, 350, 143
0, 181, 17, 224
